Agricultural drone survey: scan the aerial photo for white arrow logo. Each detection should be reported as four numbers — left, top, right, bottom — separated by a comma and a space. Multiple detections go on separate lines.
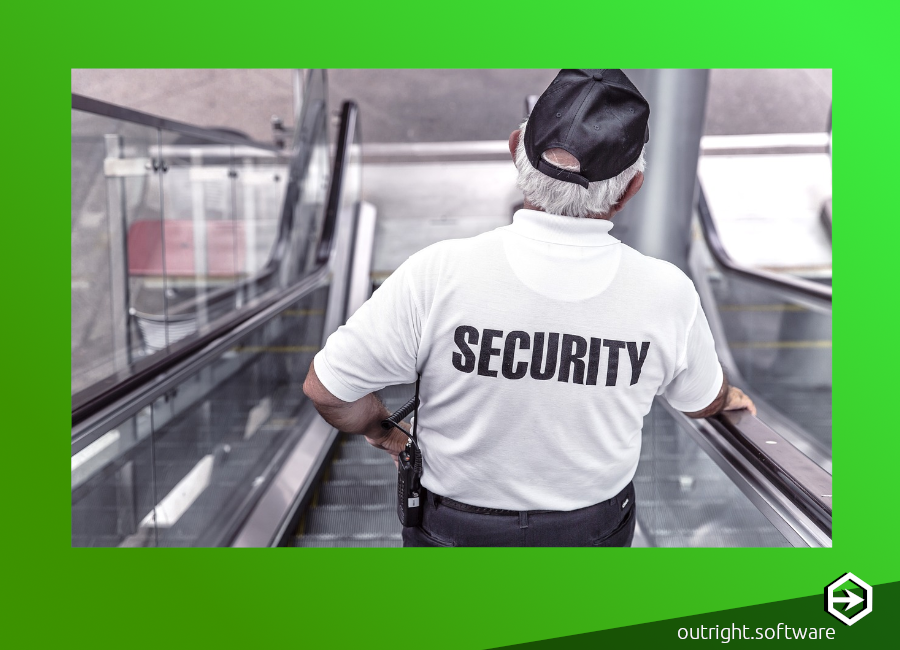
825, 573, 873, 626
831, 589, 864, 612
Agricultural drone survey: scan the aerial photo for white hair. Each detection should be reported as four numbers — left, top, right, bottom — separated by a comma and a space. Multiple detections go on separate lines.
514, 120, 646, 218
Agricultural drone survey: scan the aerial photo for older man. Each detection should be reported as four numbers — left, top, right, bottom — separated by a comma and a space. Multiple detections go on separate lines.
303, 69, 754, 547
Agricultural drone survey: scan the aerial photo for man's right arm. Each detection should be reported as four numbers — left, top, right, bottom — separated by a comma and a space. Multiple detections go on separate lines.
665, 294, 756, 418
684, 373, 757, 418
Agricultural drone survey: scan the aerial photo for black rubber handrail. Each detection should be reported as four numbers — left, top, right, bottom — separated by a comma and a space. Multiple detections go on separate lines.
697, 185, 832, 305
317, 101, 357, 264
71, 100, 358, 427
715, 410, 831, 536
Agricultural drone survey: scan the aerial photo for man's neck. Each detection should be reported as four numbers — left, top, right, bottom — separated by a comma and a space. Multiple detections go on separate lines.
521, 199, 611, 220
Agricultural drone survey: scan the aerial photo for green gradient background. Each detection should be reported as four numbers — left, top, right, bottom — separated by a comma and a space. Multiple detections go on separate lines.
7, 1, 894, 647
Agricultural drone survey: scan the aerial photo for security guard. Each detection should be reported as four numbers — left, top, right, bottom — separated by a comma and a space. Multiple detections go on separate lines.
303, 69, 755, 547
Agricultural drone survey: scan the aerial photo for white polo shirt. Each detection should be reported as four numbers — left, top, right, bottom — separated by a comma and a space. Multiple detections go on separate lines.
314, 209, 723, 511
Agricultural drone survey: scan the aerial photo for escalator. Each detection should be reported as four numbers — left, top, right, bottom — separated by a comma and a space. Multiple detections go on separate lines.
293, 385, 413, 547
695, 188, 832, 472
71, 70, 831, 548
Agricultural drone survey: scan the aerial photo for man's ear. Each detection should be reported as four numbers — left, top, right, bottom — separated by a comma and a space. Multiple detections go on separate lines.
508, 129, 521, 161
609, 171, 644, 217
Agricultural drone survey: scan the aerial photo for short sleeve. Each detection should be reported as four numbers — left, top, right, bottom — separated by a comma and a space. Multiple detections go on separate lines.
313, 258, 422, 402
663, 297, 723, 412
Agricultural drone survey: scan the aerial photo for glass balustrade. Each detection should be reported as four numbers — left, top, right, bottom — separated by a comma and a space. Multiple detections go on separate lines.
71, 71, 329, 406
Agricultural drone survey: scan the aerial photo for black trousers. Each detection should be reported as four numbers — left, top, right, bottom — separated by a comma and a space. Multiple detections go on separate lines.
402, 482, 635, 547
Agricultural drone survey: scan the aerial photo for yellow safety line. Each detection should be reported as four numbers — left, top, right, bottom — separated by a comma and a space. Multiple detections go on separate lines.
719, 304, 808, 312
730, 340, 832, 349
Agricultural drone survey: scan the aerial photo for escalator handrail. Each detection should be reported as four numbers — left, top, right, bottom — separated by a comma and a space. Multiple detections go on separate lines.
72, 100, 359, 439
73, 93, 280, 152
665, 401, 832, 546
317, 102, 358, 264
714, 410, 831, 533
697, 184, 832, 306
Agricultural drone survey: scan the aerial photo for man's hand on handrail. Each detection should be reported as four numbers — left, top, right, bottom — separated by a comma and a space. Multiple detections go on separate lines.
722, 385, 756, 416
685, 373, 757, 418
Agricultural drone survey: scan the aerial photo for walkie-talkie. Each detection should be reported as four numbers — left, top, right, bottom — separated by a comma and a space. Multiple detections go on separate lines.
380, 378, 424, 527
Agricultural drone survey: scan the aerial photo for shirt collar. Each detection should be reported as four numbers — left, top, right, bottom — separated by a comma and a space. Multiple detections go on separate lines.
508, 209, 619, 247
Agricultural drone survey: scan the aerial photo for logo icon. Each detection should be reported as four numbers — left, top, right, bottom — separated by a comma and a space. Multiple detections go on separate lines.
825, 573, 873, 626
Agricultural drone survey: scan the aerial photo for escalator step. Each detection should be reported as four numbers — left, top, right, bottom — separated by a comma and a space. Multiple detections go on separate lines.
293, 535, 402, 548
329, 461, 397, 482
341, 434, 377, 448
303, 505, 401, 537
338, 442, 389, 461
318, 483, 395, 506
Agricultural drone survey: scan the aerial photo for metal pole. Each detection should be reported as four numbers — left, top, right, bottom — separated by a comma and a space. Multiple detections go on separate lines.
104, 134, 133, 369
614, 69, 710, 273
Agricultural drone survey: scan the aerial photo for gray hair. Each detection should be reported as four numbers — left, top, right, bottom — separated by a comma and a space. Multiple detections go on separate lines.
514, 120, 646, 218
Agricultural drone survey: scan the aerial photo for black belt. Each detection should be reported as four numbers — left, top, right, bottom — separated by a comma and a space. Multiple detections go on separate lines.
433, 494, 557, 516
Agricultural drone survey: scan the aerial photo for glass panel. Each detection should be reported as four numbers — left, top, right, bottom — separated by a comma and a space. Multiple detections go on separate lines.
232, 143, 291, 302
72, 71, 338, 544
72, 110, 115, 393
155, 131, 240, 343
282, 70, 330, 285
143, 286, 329, 547
71, 406, 158, 547
72, 74, 329, 403
71, 111, 164, 393
635, 403, 792, 547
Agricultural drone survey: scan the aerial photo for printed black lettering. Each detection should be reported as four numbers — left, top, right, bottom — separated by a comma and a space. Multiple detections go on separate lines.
478, 329, 503, 377
586, 337, 603, 385
502, 331, 530, 380
603, 339, 626, 386
558, 334, 588, 384
627, 341, 650, 385
452, 325, 478, 373
455, 328, 648, 387
530, 332, 559, 380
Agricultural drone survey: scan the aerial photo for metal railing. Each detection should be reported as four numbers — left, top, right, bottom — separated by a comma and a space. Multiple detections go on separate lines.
697, 186, 832, 311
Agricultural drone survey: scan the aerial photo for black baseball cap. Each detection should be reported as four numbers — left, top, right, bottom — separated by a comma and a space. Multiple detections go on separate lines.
524, 69, 650, 188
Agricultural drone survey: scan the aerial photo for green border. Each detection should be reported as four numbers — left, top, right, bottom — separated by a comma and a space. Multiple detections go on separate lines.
6, 1, 897, 647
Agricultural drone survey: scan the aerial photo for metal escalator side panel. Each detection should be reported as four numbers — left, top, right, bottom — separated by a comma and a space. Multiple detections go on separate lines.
232, 417, 339, 547
659, 400, 831, 548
